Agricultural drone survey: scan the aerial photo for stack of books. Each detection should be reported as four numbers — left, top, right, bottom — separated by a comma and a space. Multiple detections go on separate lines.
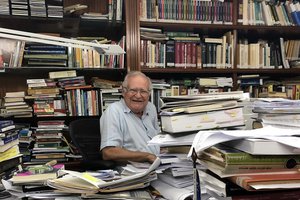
148, 91, 248, 199
29, 0, 47, 17
10, 0, 29, 16
23, 43, 68, 67
46, 0, 63, 18
158, 145, 202, 188
159, 91, 246, 134
252, 98, 300, 129
148, 132, 206, 199
197, 76, 233, 93
56, 76, 86, 89
49, 70, 101, 116
18, 127, 34, 163
6, 161, 64, 196
0, 120, 22, 180
190, 126, 300, 199
30, 120, 69, 164
26, 78, 65, 117
1, 91, 32, 118
0, 0, 9, 15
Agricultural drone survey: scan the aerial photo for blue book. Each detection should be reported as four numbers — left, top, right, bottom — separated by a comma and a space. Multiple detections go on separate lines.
0, 133, 19, 145
0, 120, 14, 129
290, 3, 300, 25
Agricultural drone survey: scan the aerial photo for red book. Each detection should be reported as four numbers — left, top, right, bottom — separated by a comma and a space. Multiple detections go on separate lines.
228, 171, 300, 191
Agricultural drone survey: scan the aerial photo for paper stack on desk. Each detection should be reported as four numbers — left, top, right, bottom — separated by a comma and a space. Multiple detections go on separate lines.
189, 126, 300, 199
159, 91, 247, 134
46, 157, 161, 193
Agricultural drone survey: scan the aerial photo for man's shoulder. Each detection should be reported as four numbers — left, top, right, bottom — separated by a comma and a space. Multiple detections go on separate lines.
105, 99, 127, 113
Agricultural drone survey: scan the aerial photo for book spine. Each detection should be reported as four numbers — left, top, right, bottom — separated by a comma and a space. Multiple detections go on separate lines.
225, 154, 300, 167
290, 3, 300, 25
165, 40, 175, 67
0, 133, 19, 145
0, 120, 14, 129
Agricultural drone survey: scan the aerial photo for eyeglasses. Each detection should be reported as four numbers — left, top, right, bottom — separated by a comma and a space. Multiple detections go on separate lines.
124, 87, 150, 97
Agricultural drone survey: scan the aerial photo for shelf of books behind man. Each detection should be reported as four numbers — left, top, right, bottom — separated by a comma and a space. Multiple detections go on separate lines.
0, 35, 126, 69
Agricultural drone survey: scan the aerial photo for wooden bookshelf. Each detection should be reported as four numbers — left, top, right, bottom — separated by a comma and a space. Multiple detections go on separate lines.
0, 0, 128, 123
136, 0, 300, 94
1, 0, 300, 114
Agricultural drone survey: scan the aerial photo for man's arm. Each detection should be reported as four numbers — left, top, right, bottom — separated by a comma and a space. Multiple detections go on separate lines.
101, 146, 157, 163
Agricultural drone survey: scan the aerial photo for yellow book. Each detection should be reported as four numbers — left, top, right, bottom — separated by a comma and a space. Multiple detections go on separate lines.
0, 144, 20, 162
49, 70, 77, 79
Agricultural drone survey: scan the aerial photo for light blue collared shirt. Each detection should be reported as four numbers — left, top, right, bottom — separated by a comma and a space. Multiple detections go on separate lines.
100, 98, 160, 155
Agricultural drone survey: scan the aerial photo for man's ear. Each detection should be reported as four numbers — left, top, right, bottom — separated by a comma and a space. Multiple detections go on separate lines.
121, 86, 126, 97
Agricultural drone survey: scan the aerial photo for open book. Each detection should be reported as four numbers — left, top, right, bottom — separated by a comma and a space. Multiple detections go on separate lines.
46, 157, 161, 193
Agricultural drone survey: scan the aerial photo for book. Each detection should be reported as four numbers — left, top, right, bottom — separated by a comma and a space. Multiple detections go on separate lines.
9, 163, 64, 185
0, 125, 16, 133
199, 158, 300, 178
0, 129, 19, 138
0, 132, 19, 145
48, 70, 77, 79
0, 38, 19, 68
0, 144, 20, 162
228, 171, 300, 191
0, 156, 21, 174
178, 100, 238, 114
290, 2, 300, 25
200, 143, 300, 167
0, 120, 14, 129
279, 37, 290, 69
207, 187, 300, 200
223, 138, 300, 155
165, 40, 175, 67
27, 87, 60, 95
5, 91, 25, 98
199, 169, 248, 197
3, 97, 24, 103
160, 107, 244, 134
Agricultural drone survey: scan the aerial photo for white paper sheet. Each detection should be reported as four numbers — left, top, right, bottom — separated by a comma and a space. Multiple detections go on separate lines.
188, 126, 300, 157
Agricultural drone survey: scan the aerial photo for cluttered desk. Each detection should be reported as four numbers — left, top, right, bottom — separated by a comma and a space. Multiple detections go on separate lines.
0, 158, 165, 199
3, 125, 300, 200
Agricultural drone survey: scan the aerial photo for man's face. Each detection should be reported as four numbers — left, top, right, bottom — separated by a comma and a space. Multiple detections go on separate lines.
123, 76, 150, 114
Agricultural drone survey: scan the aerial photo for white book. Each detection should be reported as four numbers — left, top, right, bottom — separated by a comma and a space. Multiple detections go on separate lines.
224, 138, 300, 155
5, 91, 25, 98
161, 107, 245, 134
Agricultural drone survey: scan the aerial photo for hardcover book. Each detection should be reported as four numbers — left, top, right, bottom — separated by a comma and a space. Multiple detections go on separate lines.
201, 143, 300, 167
0, 120, 14, 129
160, 107, 244, 134
228, 171, 300, 191
223, 138, 300, 155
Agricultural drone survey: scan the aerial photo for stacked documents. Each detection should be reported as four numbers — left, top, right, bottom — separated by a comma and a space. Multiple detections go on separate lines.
189, 126, 300, 199
252, 98, 300, 128
46, 158, 160, 193
160, 91, 247, 133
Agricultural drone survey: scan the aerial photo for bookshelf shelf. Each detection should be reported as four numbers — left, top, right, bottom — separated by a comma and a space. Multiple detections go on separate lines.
0, 68, 126, 81
0, 15, 124, 37
141, 68, 236, 74
140, 22, 300, 35
142, 68, 300, 75
11, 115, 100, 126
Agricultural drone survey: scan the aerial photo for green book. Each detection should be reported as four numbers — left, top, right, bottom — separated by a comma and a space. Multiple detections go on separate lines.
200, 144, 300, 168
24, 54, 68, 60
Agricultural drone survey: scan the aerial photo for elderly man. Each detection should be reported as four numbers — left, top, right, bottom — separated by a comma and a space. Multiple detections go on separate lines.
100, 71, 160, 163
